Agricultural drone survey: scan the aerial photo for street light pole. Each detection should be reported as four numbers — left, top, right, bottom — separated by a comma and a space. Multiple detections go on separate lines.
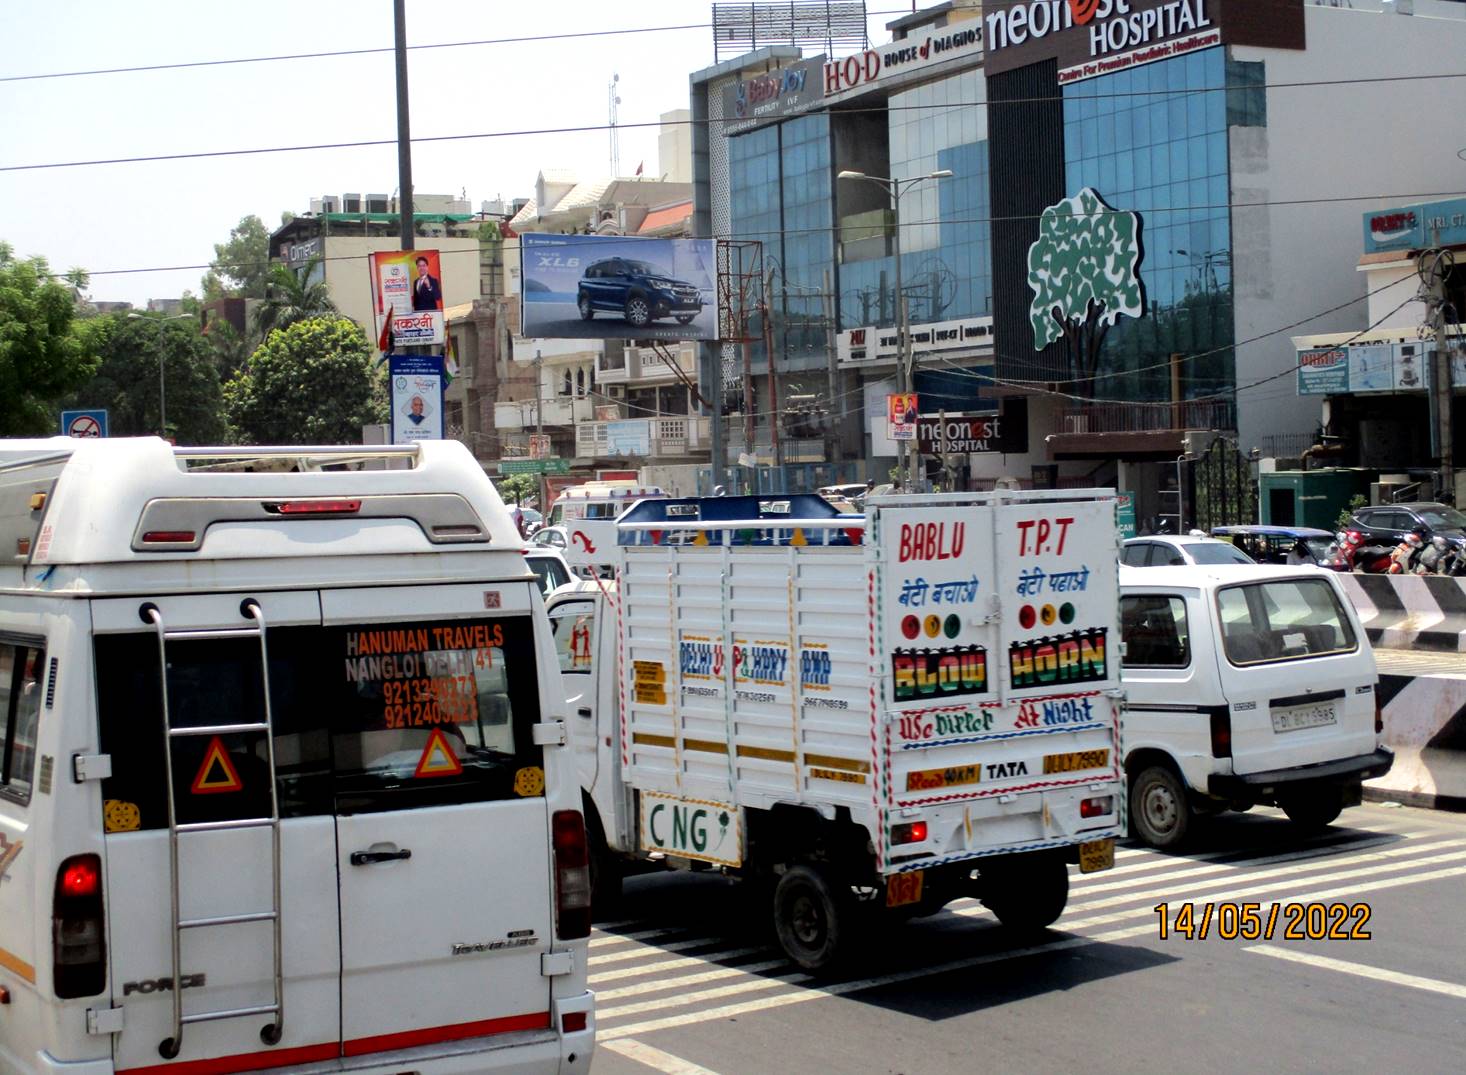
837, 169, 953, 491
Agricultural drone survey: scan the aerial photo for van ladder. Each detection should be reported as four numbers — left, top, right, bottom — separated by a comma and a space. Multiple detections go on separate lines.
144, 599, 284, 1060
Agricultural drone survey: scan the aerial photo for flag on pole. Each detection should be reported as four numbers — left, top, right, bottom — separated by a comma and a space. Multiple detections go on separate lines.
376, 312, 393, 360
444, 332, 459, 387
634, 161, 643, 177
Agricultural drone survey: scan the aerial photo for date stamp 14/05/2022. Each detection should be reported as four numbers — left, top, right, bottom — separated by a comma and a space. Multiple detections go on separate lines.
1156, 902, 1372, 941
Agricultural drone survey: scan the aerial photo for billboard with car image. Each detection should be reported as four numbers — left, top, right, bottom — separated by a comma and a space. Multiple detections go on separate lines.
519, 233, 718, 341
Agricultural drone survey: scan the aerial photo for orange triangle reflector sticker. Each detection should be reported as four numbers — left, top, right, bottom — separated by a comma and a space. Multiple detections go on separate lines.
191, 736, 244, 795
414, 727, 464, 779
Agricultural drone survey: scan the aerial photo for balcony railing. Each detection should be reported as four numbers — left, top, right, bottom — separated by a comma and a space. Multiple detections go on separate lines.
493, 396, 595, 431
1057, 399, 1235, 435
575, 417, 709, 459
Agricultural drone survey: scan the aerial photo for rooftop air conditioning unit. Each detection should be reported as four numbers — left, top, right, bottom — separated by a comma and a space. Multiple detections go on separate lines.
321, 196, 340, 213
309, 198, 324, 215
366, 193, 389, 213
342, 193, 362, 213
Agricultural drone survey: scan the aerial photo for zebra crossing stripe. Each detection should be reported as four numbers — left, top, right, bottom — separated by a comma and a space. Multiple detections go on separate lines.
590, 946, 764, 985
1245, 946, 1466, 1001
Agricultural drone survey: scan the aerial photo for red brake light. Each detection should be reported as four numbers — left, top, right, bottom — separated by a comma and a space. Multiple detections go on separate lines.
270, 499, 361, 515
551, 810, 592, 940
561, 1011, 588, 1034
1080, 796, 1113, 819
1210, 708, 1233, 758
141, 531, 196, 544
61, 860, 99, 897
891, 820, 928, 845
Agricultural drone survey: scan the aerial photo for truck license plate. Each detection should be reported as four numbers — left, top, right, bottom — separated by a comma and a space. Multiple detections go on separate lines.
886, 870, 924, 908
1078, 838, 1115, 874
1271, 702, 1337, 733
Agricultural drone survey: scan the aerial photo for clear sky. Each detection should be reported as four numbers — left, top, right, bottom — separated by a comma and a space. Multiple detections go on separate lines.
1, 1, 906, 306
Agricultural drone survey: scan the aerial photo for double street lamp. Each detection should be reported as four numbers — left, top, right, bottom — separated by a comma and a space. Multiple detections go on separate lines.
837, 168, 953, 490
127, 312, 195, 439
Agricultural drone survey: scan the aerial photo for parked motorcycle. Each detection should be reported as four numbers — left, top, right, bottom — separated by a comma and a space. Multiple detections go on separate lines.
1339, 529, 1396, 573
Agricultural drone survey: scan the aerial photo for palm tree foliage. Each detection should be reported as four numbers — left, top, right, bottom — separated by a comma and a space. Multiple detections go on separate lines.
253, 256, 336, 338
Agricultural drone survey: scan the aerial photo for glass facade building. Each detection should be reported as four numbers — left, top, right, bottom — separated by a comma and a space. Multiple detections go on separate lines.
1060, 49, 1236, 407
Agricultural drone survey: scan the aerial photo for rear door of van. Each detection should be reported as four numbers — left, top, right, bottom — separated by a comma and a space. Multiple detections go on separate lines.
319, 582, 556, 1053
1210, 573, 1377, 774
93, 591, 343, 1073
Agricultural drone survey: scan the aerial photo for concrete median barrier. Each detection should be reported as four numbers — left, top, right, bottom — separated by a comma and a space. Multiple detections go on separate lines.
1337, 573, 1466, 653
1367, 666, 1466, 811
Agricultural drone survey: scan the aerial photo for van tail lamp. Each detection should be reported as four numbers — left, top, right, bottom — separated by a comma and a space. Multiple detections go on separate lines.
1375, 695, 1384, 736
890, 820, 928, 845
1210, 709, 1233, 759
1080, 796, 1113, 819
266, 499, 362, 516
561, 1011, 588, 1034
551, 810, 592, 941
140, 531, 197, 545
53, 853, 106, 999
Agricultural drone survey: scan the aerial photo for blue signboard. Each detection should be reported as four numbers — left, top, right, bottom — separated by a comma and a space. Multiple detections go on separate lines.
60, 409, 108, 438
1296, 347, 1348, 395
1362, 197, 1466, 255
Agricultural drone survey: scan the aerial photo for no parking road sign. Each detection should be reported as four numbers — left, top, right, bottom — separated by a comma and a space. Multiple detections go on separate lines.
60, 409, 108, 438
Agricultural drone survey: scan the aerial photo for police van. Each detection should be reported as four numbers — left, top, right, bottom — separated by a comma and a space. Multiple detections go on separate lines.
0, 438, 593, 1075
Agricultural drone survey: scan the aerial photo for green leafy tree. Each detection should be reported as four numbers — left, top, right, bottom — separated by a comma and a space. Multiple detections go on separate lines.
0, 243, 103, 435
201, 214, 271, 300
496, 474, 537, 504
253, 257, 336, 338
1027, 187, 1146, 391
70, 314, 227, 444
224, 317, 386, 444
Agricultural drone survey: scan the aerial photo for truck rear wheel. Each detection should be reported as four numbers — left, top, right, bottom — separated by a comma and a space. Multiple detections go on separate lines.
981, 854, 1068, 934
772, 864, 853, 973
1130, 764, 1191, 849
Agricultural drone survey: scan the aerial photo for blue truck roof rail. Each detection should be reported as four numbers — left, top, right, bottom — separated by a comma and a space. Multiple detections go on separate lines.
616, 494, 863, 547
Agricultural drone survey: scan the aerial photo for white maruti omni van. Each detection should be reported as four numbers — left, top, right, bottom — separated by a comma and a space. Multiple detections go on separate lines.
0, 438, 593, 1075
1119, 564, 1393, 848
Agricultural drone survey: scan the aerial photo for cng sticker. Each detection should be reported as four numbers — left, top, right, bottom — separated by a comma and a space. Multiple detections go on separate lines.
639, 792, 742, 867
413, 727, 463, 778
190, 737, 243, 794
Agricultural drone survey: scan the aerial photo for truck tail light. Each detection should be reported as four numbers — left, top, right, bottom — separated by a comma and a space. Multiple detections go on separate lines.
890, 821, 928, 845
1210, 708, 1233, 759
53, 854, 106, 998
551, 810, 592, 940
1080, 796, 1113, 819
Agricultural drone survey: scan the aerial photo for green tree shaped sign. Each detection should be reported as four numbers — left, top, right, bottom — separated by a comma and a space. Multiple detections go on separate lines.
1027, 187, 1145, 390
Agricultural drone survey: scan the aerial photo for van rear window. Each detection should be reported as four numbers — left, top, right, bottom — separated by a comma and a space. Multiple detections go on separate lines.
0, 639, 46, 805
97, 616, 544, 830
1215, 579, 1357, 666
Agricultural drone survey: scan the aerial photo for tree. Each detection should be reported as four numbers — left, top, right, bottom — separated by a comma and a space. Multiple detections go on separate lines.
0, 243, 103, 435
496, 474, 537, 504
70, 314, 228, 444
224, 317, 386, 444
253, 257, 336, 338
201, 214, 271, 300
1026, 187, 1146, 392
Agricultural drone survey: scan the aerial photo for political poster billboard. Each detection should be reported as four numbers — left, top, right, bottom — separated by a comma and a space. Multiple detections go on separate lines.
389, 354, 445, 445
370, 249, 445, 348
520, 234, 717, 342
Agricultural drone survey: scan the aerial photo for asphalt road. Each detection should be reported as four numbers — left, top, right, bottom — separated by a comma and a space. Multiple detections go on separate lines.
586, 802, 1466, 1074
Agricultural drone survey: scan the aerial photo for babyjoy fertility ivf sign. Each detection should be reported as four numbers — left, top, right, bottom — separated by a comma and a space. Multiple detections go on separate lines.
981, 0, 1303, 85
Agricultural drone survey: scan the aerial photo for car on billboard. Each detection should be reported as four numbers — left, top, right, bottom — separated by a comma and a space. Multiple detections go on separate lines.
576, 257, 704, 328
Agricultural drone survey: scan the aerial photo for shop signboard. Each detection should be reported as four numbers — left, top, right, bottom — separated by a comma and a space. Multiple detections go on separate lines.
1362, 197, 1466, 255
915, 402, 1029, 455
520, 234, 717, 342
606, 420, 652, 456
721, 55, 826, 135
1296, 347, 1348, 395
1116, 492, 1137, 539
888, 393, 918, 440
823, 23, 984, 98
980, 0, 1304, 84
1346, 342, 1393, 393
501, 458, 570, 476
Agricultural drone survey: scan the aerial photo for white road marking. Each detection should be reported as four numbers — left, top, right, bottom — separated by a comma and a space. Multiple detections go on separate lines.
595, 959, 790, 1001
590, 947, 764, 985
601, 1037, 724, 1074
599, 972, 806, 1022
592, 927, 685, 948
594, 935, 742, 965
1245, 946, 1466, 1001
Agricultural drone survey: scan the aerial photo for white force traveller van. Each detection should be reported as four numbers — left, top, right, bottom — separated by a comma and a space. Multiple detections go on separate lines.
1119, 564, 1392, 848
0, 439, 593, 1075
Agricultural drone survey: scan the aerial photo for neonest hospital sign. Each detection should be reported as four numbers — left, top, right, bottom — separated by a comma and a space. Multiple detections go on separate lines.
981, 0, 1304, 84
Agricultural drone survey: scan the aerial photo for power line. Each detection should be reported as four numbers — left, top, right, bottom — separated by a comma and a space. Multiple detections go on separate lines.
56, 189, 1466, 281
7, 72, 1465, 174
